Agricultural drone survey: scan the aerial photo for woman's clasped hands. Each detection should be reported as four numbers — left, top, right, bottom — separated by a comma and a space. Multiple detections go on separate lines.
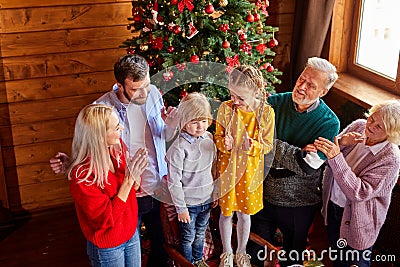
125, 148, 149, 190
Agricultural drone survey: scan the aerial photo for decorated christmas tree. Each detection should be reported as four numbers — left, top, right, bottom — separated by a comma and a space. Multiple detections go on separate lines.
122, 0, 282, 103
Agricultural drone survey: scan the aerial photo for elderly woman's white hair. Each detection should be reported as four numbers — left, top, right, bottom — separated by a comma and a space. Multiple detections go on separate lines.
367, 99, 400, 145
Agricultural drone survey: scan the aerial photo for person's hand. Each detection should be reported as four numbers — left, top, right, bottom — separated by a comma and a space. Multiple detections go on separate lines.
161, 106, 179, 128
49, 152, 69, 174
302, 144, 317, 153
178, 211, 191, 223
241, 132, 252, 151
125, 148, 148, 189
212, 199, 218, 208
339, 132, 364, 146
224, 133, 233, 151
314, 137, 341, 159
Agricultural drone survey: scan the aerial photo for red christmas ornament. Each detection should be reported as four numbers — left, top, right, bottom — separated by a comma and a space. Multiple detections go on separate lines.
240, 42, 252, 53
190, 54, 200, 63
176, 63, 186, 71
268, 38, 279, 48
246, 14, 254, 22
126, 48, 135, 54
163, 70, 174, 81
148, 59, 156, 67
219, 23, 230, 33
239, 33, 247, 41
151, 36, 163, 50
254, 13, 260, 21
167, 46, 175, 53
266, 65, 274, 72
171, 0, 179, 5
134, 13, 143, 22
173, 25, 182, 34
180, 90, 189, 98
205, 3, 215, 14
222, 40, 230, 49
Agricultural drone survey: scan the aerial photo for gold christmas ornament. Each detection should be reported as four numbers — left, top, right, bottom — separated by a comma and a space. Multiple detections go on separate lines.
219, 0, 228, 7
140, 44, 149, 51
209, 10, 224, 19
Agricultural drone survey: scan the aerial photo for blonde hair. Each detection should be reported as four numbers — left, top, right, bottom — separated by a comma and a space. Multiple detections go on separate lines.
229, 64, 269, 124
67, 104, 122, 188
229, 65, 264, 92
178, 92, 212, 131
367, 100, 400, 145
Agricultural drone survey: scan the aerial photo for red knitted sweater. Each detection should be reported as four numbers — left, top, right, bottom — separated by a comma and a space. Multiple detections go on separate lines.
69, 143, 138, 249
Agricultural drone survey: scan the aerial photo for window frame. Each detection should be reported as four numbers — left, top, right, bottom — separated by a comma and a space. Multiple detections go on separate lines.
329, 0, 399, 96
347, 0, 398, 94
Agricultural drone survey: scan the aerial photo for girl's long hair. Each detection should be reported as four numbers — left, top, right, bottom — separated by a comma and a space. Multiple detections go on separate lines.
228, 65, 270, 145
67, 104, 122, 188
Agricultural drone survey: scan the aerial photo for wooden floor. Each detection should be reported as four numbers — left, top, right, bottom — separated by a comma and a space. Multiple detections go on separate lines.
0, 204, 395, 267
0, 205, 89, 267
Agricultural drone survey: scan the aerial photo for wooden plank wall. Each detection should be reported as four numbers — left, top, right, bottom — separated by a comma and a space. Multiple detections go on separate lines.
0, 0, 295, 214
0, 0, 132, 213
268, 0, 295, 93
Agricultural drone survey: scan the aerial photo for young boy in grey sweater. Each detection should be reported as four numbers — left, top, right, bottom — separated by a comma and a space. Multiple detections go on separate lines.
165, 92, 217, 267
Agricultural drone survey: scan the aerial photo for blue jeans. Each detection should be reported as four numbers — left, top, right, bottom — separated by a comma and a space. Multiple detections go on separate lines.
327, 201, 372, 267
179, 202, 212, 263
86, 229, 141, 267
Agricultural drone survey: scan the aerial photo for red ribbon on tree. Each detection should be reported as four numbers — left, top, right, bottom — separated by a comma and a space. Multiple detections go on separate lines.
225, 54, 240, 73
256, 43, 267, 54
226, 54, 240, 67
178, 0, 194, 12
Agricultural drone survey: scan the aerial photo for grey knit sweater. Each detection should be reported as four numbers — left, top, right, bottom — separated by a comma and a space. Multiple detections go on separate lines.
263, 139, 323, 207
165, 131, 216, 214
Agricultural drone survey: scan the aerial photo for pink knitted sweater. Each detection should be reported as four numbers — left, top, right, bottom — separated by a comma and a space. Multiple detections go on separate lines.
321, 119, 400, 250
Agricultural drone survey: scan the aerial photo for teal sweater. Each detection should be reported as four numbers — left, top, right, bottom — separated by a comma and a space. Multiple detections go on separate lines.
269, 92, 339, 159
264, 92, 340, 206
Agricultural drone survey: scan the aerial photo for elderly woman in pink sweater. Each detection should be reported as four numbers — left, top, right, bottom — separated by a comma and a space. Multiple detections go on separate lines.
314, 100, 400, 267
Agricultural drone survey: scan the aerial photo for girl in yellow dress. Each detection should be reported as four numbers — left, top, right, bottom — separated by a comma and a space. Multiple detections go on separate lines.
214, 65, 275, 267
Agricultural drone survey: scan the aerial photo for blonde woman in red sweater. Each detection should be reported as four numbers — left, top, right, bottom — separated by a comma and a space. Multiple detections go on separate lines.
67, 104, 148, 267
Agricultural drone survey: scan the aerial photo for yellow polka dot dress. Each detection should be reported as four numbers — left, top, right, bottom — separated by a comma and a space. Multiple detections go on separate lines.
215, 100, 274, 216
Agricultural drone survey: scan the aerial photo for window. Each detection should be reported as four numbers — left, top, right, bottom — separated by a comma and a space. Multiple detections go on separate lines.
330, 0, 399, 96
349, 0, 399, 93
